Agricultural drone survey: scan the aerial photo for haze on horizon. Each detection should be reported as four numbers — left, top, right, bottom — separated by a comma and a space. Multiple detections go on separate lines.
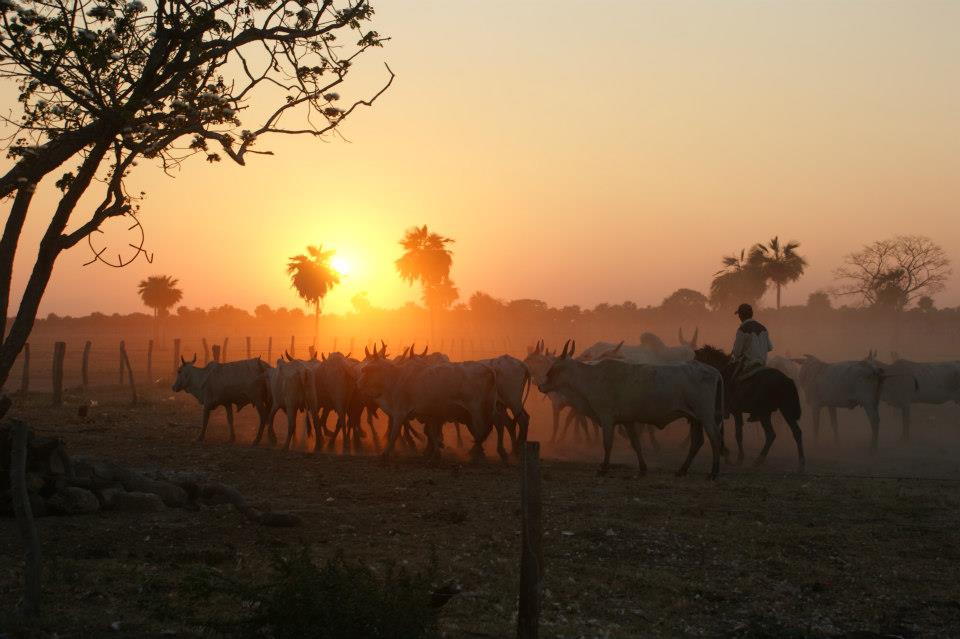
4, 0, 959, 317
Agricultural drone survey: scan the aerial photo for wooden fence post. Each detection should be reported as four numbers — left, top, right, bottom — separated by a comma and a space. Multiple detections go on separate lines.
173, 338, 181, 373
518, 441, 543, 639
119, 341, 137, 404
211, 344, 221, 363
222, 337, 229, 362
10, 419, 41, 617
51, 342, 66, 406
267, 336, 273, 363
81, 341, 91, 391
146, 339, 154, 381
119, 341, 126, 386
289, 335, 295, 357
202, 338, 210, 364
246, 336, 251, 359
19, 343, 30, 394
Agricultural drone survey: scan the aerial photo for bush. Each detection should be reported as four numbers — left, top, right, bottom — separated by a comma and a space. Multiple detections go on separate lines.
185, 548, 441, 639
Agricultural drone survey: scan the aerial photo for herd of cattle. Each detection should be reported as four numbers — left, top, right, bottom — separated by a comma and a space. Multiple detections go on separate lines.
171, 329, 960, 478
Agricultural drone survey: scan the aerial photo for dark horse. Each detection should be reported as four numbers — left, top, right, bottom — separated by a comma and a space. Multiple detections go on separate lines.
694, 345, 805, 472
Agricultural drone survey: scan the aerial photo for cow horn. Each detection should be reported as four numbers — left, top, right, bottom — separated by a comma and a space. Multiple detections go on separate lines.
345, 352, 352, 359
381, 339, 387, 352
365, 346, 370, 358
692, 327, 699, 348
321, 352, 327, 362
180, 356, 187, 365
284, 350, 293, 362
190, 354, 197, 364
421, 345, 428, 356
560, 339, 571, 359
570, 340, 576, 358
614, 340, 624, 353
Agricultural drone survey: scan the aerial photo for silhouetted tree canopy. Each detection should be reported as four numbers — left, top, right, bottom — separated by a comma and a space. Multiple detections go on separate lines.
0, 0, 391, 390
833, 235, 951, 309
710, 249, 767, 311
749, 237, 807, 309
661, 288, 709, 315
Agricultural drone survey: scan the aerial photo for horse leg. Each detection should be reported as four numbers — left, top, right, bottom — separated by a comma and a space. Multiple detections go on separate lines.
754, 415, 776, 466
784, 413, 805, 473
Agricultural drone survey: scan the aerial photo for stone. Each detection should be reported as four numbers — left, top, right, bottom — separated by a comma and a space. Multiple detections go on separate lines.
47, 487, 100, 515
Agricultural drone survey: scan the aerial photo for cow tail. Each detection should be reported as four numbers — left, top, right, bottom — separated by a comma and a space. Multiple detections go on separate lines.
485, 367, 499, 426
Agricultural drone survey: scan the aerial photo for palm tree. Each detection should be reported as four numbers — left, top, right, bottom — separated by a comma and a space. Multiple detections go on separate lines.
395, 225, 455, 342
709, 249, 767, 311
137, 275, 183, 343
287, 245, 340, 346
749, 237, 807, 309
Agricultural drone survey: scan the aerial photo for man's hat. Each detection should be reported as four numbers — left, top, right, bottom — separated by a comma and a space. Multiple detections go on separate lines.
735, 303, 753, 317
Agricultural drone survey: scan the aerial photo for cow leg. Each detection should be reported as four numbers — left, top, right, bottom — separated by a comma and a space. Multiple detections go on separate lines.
495, 416, 509, 463
563, 410, 580, 443
253, 406, 274, 446
550, 403, 562, 443
645, 424, 661, 452
784, 413, 805, 473
380, 416, 403, 461
811, 404, 821, 442
224, 405, 236, 443
677, 422, 705, 477
281, 407, 297, 451
734, 413, 745, 465
366, 409, 381, 452
754, 416, 776, 466
864, 404, 881, 452
828, 407, 839, 444
899, 405, 911, 443
198, 407, 212, 442
455, 423, 465, 449
703, 420, 721, 480
624, 425, 647, 476
598, 421, 615, 476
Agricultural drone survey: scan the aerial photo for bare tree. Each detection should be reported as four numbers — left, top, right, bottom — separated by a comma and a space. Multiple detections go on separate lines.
833, 235, 951, 309
0, 0, 391, 390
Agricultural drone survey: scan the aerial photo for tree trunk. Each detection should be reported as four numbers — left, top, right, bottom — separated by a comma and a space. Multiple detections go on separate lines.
776, 283, 782, 310
10, 419, 42, 617
314, 299, 320, 347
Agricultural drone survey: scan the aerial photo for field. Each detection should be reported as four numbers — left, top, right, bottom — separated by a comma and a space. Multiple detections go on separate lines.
3, 384, 960, 638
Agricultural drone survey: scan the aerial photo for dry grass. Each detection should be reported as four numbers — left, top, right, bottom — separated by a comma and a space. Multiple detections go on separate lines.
2, 387, 960, 638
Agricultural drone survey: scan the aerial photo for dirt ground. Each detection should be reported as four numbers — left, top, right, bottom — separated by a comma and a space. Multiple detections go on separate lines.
3, 385, 960, 638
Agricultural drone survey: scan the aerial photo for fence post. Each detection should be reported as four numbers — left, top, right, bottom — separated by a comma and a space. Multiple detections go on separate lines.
81, 341, 91, 391
19, 343, 30, 394
119, 341, 126, 386
246, 336, 251, 359
211, 344, 221, 363
289, 335, 295, 357
120, 341, 137, 404
222, 337, 229, 362
517, 441, 543, 639
10, 419, 41, 617
146, 339, 154, 381
202, 338, 210, 364
267, 336, 273, 363
173, 338, 181, 373
52, 341, 66, 406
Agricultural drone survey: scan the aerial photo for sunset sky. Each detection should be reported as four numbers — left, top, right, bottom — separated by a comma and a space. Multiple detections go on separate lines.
6, 0, 960, 317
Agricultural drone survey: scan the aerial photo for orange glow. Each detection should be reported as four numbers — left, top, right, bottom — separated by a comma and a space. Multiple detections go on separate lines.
331, 256, 351, 277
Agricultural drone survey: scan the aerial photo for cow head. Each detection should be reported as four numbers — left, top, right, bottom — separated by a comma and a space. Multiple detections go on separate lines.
523, 341, 555, 386
172, 354, 198, 392
356, 357, 398, 400
539, 339, 576, 394
679, 327, 699, 349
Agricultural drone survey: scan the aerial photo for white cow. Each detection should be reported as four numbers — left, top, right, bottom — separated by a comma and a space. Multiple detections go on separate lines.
879, 357, 956, 441
797, 355, 885, 449
768, 354, 801, 384
539, 340, 724, 478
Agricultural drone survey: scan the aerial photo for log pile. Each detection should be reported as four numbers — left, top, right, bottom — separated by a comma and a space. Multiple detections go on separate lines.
1, 424, 301, 527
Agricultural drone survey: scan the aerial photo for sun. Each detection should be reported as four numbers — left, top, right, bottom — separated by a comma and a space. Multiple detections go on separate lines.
331, 255, 351, 276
